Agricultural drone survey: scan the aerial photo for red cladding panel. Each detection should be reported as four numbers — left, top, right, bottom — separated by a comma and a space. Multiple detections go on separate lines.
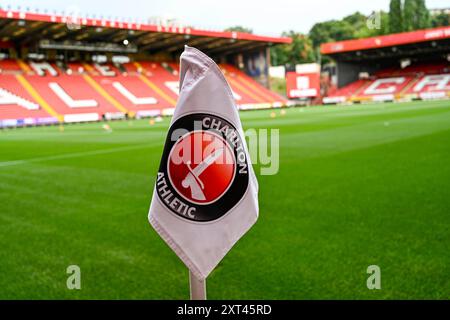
286, 72, 320, 98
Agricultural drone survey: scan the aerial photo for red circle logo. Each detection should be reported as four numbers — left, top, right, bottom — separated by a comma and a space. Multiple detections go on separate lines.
167, 131, 236, 204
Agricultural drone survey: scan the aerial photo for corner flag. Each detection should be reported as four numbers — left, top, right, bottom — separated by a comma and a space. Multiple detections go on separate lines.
148, 46, 259, 282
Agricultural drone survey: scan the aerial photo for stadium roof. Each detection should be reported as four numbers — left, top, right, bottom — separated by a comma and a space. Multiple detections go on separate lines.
0, 9, 291, 56
320, 26, 450, 61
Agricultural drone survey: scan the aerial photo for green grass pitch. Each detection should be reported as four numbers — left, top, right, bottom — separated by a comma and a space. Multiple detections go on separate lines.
0, 100, 449, 299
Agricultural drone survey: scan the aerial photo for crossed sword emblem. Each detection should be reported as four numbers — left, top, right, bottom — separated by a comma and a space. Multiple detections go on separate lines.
181, 147, 224, 201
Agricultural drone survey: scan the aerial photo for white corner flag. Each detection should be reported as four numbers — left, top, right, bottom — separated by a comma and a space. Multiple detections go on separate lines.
148, 46, 259, 285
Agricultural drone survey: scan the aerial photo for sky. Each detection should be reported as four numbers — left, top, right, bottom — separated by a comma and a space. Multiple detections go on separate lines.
3, 0, 449, 36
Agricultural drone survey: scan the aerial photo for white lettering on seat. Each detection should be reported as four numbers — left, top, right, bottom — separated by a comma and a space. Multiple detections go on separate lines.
94, 64, 116, 77
364, 77, 405, 95
165, 81, 179, 95
414, 74, 450, 92
30, 62, 58, 76
232, 90, 242, 101
49, 82, 98, 108
0, 88, 39, 110
113, 82, 157, 105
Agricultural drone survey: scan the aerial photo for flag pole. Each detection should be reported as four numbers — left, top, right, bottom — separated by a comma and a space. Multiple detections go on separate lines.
189, 270, 207, 300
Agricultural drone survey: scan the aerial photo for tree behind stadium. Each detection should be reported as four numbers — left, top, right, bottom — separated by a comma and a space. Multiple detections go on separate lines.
404, 0, 431, 31
415, 0, 431, 29
389, 0, 403, 33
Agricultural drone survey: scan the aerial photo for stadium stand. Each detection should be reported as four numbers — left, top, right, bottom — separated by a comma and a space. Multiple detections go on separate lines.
0, 59, 287, 125
220, 64, 287, 108
321, 26, 450, 104
323, 62, 450, 103
0, 8, 290, 127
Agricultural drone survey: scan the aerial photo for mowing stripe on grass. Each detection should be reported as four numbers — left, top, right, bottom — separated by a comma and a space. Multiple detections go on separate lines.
0, 143, 155, 168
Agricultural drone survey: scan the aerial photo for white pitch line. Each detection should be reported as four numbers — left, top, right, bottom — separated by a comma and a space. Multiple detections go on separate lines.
0, 143, 156, 168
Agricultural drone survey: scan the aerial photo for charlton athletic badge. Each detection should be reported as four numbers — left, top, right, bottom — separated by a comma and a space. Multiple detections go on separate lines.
155, 113, 249, 222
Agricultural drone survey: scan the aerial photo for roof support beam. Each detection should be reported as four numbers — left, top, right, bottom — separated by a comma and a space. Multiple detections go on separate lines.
208, 42, 267, 57
139, 33, 176, 51
204, 40, 252, 55
146, 35, 188, 53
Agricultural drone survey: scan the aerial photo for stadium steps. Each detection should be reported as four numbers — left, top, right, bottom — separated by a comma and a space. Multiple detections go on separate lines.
350, 80, 371, 98
81, 74, 130, 114
133, 62, 179, 104
398, 76, 421, 97
17, 60, 32, 73
132, 62, 178, 109
220, 64, 287, 106
15, 75, 62, 121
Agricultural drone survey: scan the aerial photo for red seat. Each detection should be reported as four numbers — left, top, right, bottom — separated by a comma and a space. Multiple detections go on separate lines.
0, 60, 288, 124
